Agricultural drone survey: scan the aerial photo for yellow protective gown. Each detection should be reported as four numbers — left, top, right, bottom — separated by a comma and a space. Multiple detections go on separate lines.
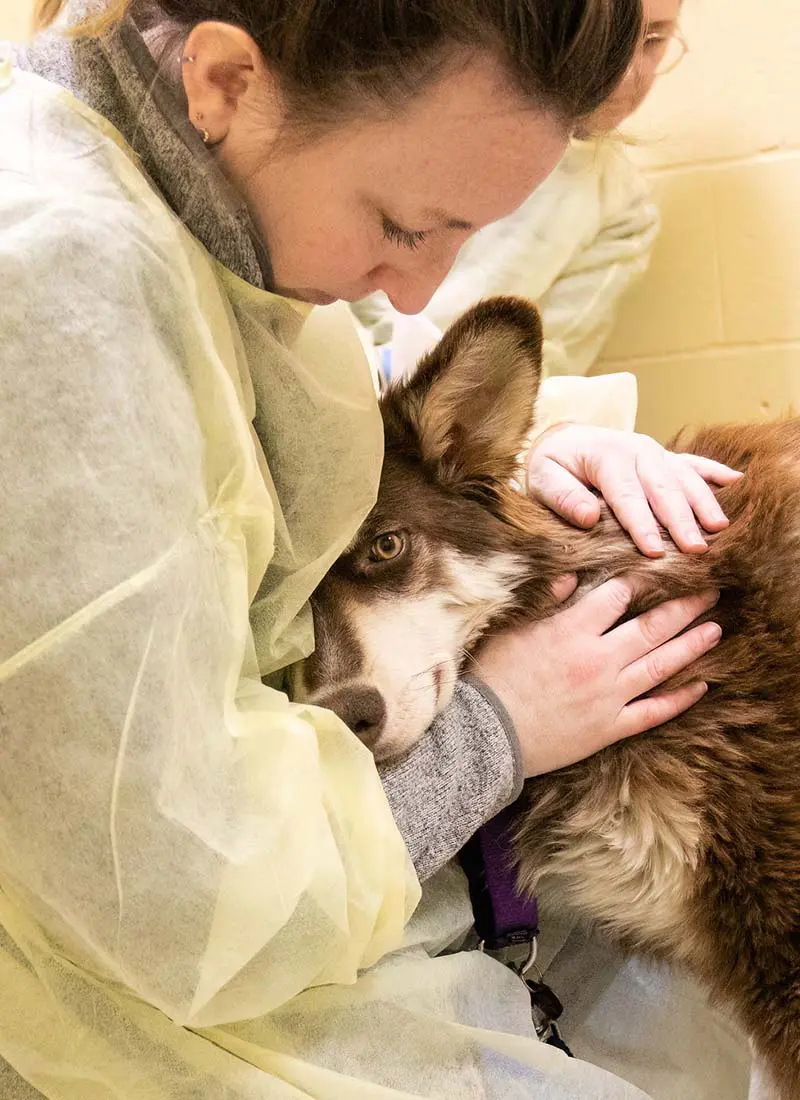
0, 66, 651, 1100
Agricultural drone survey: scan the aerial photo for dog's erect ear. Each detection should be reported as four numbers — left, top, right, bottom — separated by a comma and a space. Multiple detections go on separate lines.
384, 297, 543, 484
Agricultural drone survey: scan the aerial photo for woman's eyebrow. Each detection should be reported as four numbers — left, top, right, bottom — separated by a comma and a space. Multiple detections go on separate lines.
646, 19, 678, 34
423, 207, 475, 232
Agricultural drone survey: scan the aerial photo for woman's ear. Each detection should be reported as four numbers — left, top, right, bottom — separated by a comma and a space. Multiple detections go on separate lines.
383, 297, 543, 485
181, 21, 279, 145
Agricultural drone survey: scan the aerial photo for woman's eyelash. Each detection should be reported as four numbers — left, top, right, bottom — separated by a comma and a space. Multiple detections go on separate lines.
382, 217, 428, 251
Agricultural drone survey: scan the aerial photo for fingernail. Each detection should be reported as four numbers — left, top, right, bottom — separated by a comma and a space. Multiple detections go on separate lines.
704, 623, 722, 644
684, 529, 708, 549
575, 504, 596, 526
644, 534, 664, 554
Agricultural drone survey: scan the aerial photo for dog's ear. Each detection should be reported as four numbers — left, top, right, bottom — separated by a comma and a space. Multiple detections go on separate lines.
385, 297, 542, 484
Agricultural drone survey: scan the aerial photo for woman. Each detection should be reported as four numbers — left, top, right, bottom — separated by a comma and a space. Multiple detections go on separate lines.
353, 0, 684, 381
0, 2, 736, 1097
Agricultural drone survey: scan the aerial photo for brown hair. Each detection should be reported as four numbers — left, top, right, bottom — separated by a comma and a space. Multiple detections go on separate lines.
35, 1, 642, 128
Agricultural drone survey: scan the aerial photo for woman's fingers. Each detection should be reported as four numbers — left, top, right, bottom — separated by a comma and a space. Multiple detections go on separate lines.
620, 619, 722, 701
590, 454, 666, 556
562, 575, 635, 636
527, 455, 601, 529
616, 681, 710, 739
610, 588, 719, 666
680, 453, 744, 486
549, 573, 579, 603
671, 460, 729, 534
635, 452, 707, 552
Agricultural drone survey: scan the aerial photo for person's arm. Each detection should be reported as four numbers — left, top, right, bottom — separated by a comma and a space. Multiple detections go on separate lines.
381, 678, 522, 881
536, 143, 659, 378
0, 191, 420, 1029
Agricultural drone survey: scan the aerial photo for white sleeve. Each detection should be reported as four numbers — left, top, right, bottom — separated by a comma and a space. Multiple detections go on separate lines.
537, 149, 659, 378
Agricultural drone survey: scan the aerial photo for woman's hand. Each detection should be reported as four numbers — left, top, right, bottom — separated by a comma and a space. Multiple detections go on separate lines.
527, 424, 743, 557
473, 576, 721, 778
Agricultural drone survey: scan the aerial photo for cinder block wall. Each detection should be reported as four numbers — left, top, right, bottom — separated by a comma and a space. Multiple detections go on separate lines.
593, 0, 800, 442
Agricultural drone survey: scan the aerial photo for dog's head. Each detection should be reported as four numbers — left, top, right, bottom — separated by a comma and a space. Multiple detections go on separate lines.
295, 297, 549, 761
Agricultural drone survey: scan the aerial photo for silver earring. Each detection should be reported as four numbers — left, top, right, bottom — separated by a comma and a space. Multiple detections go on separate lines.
181, 54, 197, 64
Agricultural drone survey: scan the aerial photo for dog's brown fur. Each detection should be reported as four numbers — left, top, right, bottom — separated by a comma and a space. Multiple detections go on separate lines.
308, 298, 800, 1095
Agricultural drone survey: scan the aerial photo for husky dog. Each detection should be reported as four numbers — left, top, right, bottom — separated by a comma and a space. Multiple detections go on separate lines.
298, 298, 800, 1098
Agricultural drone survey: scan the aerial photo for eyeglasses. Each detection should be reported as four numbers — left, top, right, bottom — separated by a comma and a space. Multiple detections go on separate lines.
644, 27, 689, 77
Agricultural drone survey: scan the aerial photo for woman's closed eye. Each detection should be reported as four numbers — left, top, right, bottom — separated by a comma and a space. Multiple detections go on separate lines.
382, 215, 428, 251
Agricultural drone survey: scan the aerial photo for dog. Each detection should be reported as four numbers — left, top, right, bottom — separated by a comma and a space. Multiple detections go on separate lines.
297, 297, 800, 1097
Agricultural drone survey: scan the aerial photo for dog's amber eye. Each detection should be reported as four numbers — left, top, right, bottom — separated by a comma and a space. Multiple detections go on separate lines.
369, 532, 405, 562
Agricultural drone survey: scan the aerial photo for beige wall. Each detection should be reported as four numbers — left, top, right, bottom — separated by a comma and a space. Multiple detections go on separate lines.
593, 0, 800, 442
0, 1, 37, 41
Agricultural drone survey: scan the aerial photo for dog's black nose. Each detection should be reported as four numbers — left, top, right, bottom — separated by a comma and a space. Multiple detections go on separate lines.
318, 686, 386, 750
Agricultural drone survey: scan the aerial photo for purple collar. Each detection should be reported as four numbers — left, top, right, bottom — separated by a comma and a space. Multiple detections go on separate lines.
459, 806, 538, 950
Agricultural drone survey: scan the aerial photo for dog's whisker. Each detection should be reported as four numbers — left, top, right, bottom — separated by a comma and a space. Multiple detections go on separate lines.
404, 674, 461, 696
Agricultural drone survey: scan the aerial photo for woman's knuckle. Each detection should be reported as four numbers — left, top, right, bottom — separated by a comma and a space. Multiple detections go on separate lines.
645, 652, 667, 683
635, 432, 661, 454
638, 604, 668, 645
552, 487, 577, 511
639, 617, 662, 648
689, 626, 716, 656
607, 579, 632, 615
648, 477, 670, 495
526, 466, 546, 492
639, 701, 661, 729
690, 641, 709, 663
616, 487, 645, 506
670, 451, 694, 469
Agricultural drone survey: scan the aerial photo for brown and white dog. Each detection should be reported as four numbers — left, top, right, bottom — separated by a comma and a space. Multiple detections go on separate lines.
297, 297, 800, 1097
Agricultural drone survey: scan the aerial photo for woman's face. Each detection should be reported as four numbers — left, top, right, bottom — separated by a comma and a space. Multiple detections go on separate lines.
584, 0, 683, 132
214, 53, 568, 311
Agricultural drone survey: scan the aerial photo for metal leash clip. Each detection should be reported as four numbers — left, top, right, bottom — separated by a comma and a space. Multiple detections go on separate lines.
515, 938, 571, 1051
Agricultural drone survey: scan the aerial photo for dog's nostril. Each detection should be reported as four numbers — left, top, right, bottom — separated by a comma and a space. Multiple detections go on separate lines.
319, 686, 387, 750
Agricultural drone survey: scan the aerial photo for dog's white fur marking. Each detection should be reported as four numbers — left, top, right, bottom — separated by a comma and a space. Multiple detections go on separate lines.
344, 592, 463, 759
443, 550, 527, 617
329, 550, 527, 759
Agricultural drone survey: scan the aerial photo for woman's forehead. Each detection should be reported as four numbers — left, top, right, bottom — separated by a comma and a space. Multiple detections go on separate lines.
643, 0, 682, 27
349, 58, 568, 226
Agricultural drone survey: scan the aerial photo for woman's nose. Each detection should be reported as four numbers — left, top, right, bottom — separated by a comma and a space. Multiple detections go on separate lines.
371, 249, 461, 316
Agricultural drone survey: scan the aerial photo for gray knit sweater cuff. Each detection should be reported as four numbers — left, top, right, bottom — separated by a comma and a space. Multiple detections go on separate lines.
379, 677, 524, 882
